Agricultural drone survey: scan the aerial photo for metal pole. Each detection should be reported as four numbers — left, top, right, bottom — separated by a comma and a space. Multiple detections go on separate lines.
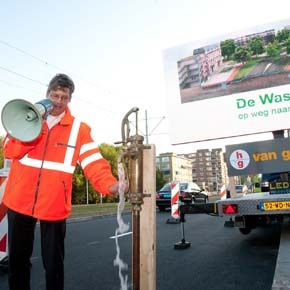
145, 110, 149, 145
86, 179, 89, 204
116, 107, 154, 290
130, 145, 143, 290
132, 212, 140, 290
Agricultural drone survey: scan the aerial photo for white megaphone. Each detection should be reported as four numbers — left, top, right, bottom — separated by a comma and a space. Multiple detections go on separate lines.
1, 99, 53, 142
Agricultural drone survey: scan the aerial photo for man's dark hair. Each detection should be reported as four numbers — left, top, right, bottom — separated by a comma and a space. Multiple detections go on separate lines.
47, 74, 75, 95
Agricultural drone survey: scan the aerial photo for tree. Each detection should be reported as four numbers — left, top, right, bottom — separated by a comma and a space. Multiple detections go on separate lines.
234, 46, 251, 63
99, 143, 120, 203
156, 168, 169, 191
71, 143, 120, 204
266, 41, 281, 57
99, 143, 120, 178
276, 28, 290, 44
220, 39, 236, 60
285, 37, 290, 55
72, 164, 87, 204
248, 37, 264, 57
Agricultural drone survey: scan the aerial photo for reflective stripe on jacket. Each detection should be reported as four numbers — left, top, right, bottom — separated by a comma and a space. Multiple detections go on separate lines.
2, 107, 117, 220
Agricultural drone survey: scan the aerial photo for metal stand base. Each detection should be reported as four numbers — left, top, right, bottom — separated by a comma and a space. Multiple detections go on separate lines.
174, 213, 191, 249
224, 218, 234, 227
174, 239, 191, 250
0, 257, 8, 275
166, 217, 180, 224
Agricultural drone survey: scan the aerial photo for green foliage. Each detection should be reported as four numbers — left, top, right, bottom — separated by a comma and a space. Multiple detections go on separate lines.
285, 37, 290, 54
72, 143, 120, 204
276, 28, 290, 44
99, 143, 121, 178
156, 168, 169, 191
72, 164, 87, 204
234, 46, 251, 63
248, 37, 264, 56
266, 41, 281, 57
220, 39, 236, 60
234, 58, 262, 79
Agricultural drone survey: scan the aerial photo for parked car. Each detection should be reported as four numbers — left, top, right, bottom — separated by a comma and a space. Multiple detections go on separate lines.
226, 184, 248, 198
156, 182, 208, 212
235, 184, 248, 195
260, 172, 290, 193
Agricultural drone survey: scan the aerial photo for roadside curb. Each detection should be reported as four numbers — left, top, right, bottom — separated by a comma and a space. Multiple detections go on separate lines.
272, 218, 290, 290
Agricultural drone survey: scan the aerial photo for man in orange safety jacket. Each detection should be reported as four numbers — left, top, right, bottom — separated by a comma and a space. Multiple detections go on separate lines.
2, 74, 120, 290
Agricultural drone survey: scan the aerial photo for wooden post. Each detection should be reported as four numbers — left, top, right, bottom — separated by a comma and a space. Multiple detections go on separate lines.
140, 145, 156, 290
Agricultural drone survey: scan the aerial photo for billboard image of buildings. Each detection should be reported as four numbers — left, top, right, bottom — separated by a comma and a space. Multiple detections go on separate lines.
178, 28, 290, 103
163, 18, 290, 145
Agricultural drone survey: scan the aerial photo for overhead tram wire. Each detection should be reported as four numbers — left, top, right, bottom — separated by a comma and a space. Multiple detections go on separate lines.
0, 79, 42, 95
0, 65, 47, 86
0, 66, 119, 116
0, 68, 121, 117
0, 38, 127, 117
0, 38, 112, 92
0, 66, 126, 120
0, 39, 168, 140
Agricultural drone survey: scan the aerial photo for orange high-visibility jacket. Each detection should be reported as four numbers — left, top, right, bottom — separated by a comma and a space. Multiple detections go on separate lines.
2, 107, 117, 221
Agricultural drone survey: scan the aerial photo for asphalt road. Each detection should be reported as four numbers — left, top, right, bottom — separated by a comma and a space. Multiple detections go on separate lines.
0, 210, 281, 290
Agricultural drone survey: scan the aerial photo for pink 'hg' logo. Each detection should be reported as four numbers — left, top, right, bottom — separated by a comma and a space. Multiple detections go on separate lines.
229, 149, 250, 170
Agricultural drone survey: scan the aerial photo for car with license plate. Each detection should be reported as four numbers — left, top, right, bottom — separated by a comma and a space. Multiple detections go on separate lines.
156, 182, 208, 211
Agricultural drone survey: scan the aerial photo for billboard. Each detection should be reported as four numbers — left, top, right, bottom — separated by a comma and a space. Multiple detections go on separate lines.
163, 18, 290, 145
226, 138, 290, 176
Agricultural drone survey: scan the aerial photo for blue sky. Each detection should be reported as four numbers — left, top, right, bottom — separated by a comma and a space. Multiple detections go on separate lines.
0, 0, 289, 154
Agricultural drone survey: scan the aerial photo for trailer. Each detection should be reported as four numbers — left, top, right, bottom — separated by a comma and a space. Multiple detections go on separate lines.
219, 191, 290, 233
175, 188, 290, 250
174, 133, 290, 248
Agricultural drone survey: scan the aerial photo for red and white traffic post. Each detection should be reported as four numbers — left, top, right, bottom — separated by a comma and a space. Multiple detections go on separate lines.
220, 184, 227, 200
171, 182, 180, 219
0, 161, 10, 264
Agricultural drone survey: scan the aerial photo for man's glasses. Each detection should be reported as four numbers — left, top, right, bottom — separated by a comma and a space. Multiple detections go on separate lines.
49, 94, 71, 102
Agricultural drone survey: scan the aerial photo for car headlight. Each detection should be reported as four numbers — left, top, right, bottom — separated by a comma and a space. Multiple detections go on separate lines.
260, 181, 269, 187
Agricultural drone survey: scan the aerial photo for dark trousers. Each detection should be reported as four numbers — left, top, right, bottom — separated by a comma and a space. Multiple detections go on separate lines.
7, 209, 66, 290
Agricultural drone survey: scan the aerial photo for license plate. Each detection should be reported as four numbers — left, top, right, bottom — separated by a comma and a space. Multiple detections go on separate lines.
163, 194, 171, 198
260, 201, 290, 211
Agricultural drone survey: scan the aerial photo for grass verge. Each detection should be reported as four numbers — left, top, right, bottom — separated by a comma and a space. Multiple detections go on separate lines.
70, 202, 132, 219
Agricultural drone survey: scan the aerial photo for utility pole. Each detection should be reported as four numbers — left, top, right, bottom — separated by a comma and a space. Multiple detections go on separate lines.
144, 110, 165, 145
86, 179, 89, 204
145, 110, 149, 145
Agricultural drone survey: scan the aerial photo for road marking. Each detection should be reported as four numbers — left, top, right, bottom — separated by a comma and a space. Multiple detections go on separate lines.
264, 63, 272, 73
109, 231, 132, 239
88, 241, 101, 245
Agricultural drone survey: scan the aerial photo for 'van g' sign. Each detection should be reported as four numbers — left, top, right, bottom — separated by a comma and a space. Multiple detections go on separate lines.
226, 138, 290, 177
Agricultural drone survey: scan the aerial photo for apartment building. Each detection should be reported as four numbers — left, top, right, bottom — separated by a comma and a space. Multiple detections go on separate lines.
177, 28, 278, 91
234, 29, 275, 47
177, 43, 222, 89
181, 148, 228, 192
156, 149, 228, 191
156, 152, 192, 182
